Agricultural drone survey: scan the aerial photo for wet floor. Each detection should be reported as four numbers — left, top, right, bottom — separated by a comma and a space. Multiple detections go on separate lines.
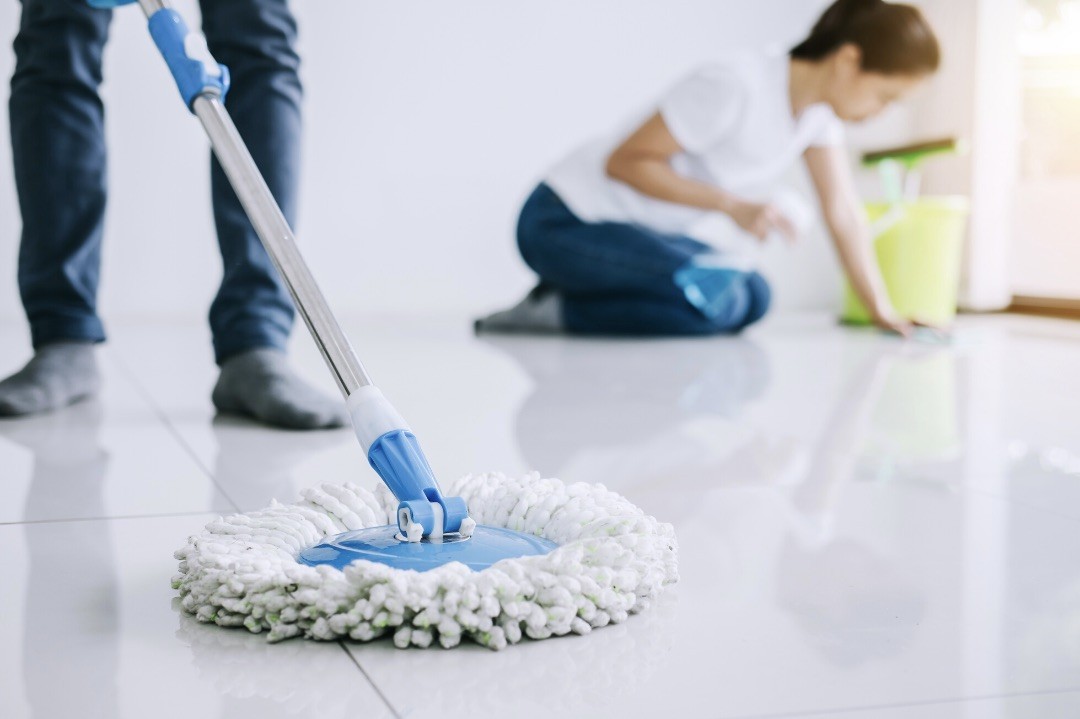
2, 313, 1079, 718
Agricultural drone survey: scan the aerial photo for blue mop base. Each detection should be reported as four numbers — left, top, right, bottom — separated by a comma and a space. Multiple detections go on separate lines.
297, 525, 557, 572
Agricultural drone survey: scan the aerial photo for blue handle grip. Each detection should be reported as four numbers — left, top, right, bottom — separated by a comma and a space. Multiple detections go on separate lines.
83, 3, 228, 112
147, 9, 230, 111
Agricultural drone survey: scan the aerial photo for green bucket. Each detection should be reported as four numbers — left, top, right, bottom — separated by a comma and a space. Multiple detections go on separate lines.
841, 197, 969, 326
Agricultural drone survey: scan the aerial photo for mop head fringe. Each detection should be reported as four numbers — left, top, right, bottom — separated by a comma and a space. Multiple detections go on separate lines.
173, 472, 679, 650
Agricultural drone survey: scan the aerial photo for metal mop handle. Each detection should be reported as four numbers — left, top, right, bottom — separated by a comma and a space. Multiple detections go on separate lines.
135, 0, 372, 397
116, 0, 472, 540
193, 98, 372, 395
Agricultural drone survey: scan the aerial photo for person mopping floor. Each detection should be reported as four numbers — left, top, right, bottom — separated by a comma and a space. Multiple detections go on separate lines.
0, 0, 343, 428
478, 0, 943, 338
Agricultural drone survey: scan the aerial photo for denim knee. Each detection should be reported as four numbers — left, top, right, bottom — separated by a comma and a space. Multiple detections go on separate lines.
741, 272, 772, 328
515, 184, 565, 275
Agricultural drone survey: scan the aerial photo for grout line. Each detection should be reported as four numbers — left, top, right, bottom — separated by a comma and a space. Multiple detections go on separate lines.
0, 509, 226, 527
103, 348, 242, 513
338, 642, 403, 719
718, 687, 1080, 719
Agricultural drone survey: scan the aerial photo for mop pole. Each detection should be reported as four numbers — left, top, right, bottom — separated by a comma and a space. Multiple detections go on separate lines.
131, 0, 367, 395
119, 0, 471, 540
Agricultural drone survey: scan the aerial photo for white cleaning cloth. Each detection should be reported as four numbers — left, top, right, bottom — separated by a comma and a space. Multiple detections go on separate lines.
173, 472, 679, 650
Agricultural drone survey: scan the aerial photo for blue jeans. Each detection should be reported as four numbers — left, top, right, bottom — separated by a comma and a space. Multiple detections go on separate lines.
516, 184, 771, 336
9, 0, 301, 363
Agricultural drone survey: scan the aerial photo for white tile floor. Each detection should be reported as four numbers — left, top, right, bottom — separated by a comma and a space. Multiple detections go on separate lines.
2, 313, 1080, 719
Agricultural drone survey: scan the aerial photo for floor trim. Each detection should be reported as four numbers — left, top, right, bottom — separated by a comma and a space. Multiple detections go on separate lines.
1008, 295, 1080, 320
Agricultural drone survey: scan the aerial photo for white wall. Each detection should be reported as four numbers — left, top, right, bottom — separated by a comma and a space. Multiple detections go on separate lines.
0, 0, 915, 330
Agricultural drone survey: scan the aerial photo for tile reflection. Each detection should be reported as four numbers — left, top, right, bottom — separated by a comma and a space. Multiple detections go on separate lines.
484, 334, 962, 498
0, 400, 112, 521
355, 591, 679, 717
482, 335, 772, 486
771, 348, 943, 668
852, 348, 963, 491
175, 618, 394, 719
488, 337, 971, 668
208, 416, 350, 509
2, 401, 121, 718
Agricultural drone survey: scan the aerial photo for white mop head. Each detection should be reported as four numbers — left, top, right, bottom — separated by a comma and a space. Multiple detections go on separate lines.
173, 472, 679, 649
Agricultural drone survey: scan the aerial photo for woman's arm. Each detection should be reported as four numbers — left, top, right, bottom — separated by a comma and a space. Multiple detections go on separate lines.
606, 112, 795, 241
803, 144, 923, 335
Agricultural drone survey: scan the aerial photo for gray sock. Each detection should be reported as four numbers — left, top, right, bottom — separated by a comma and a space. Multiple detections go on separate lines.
212, 348, 348, 430
475, 285, 563, 334
0, 342, 101, 418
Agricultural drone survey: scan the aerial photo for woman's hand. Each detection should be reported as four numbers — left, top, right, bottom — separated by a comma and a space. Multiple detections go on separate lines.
726, 199, 797, 243
871, 308, 949, 339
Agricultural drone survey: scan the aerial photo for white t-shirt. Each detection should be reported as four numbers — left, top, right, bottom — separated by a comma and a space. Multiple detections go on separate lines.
545, 50, 845, 238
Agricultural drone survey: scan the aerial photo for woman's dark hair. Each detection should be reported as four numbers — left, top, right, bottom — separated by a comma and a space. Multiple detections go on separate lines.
791, 0, 940, 75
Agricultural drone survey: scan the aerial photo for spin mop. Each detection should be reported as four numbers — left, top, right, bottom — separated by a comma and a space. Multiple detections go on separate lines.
97, 0, 678, 648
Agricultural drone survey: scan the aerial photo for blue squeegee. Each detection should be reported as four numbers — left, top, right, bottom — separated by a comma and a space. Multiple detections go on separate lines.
96, 0, 556, 571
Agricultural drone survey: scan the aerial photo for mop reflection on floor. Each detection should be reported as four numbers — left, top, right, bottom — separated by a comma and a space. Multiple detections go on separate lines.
177, 583, 678, 716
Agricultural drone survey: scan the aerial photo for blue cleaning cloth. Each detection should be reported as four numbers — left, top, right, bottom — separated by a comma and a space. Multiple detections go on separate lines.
674, 260, 749, 321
